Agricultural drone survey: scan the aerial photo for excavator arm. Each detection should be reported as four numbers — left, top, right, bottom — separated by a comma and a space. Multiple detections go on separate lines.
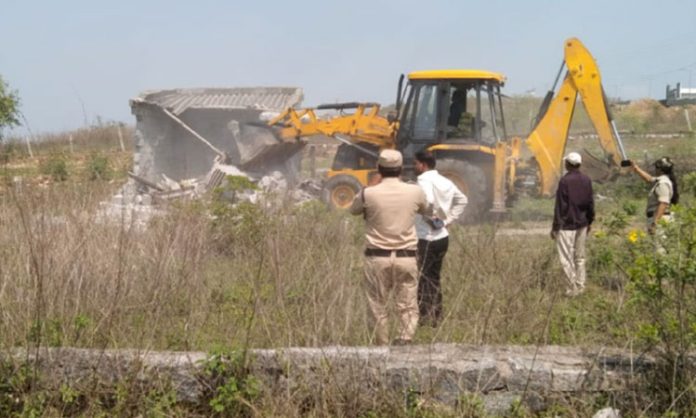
233, 102, 397, 172
267, 102, 397, 150
525, 38, 628, 196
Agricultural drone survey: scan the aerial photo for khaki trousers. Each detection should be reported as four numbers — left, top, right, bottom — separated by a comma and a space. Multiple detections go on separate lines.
364, 253, 419, 345
556, 227, 587, 293
648, 214, 672, 254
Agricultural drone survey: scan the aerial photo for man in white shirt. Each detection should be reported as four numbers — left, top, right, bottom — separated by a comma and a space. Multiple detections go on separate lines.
414, 151, 468, 326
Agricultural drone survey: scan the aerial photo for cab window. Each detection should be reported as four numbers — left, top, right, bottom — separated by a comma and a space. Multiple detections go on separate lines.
405, 84, 438, 142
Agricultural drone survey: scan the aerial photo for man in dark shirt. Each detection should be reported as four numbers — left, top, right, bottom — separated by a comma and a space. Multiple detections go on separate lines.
551, 152, 594, 297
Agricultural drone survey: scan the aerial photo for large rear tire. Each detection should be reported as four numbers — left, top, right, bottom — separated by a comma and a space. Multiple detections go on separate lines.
436, 159, 489, 222
322, 174, 363, 209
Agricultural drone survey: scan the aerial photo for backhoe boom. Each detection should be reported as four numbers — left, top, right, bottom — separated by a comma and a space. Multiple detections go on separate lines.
525, 38, 627, 196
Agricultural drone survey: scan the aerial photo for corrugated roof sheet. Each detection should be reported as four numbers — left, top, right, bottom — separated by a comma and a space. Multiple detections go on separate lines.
132, 87, 303, 115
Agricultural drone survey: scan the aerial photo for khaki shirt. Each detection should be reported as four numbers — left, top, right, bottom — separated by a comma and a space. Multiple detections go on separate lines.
350, 177, 429, 250
646, 174, 673, 216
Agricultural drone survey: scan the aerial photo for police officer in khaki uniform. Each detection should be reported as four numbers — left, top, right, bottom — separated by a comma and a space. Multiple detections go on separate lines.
350, 150, 430, 345
628, 157, 679, 234
628, 157, 679, 253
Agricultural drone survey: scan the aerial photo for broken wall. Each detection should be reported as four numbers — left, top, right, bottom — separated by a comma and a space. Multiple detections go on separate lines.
130, 87, 304, 185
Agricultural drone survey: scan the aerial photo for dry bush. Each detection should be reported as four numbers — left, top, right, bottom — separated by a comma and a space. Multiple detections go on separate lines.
6, 121, 693, 353
0, 181, 636, 352
7, 118, 693, 353
25, 124, 133, 156
0, 185, 368, 350
616, 100, 696, 134
0, 181, 209, 350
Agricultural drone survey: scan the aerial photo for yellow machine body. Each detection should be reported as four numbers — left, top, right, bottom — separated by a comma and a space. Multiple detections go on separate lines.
262, 38, 626, 215
525, 37, 624, 195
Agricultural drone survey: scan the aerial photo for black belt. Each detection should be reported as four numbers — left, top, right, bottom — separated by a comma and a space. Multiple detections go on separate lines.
646, 210, 670, 218
364, 248, 417, 257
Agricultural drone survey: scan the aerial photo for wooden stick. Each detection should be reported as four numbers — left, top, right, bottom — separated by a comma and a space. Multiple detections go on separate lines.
117, 126, 126, 152
127, 171, 165, 191
24, 135, 34, 159
685, 109, 692, 132
18, 113, 37, 159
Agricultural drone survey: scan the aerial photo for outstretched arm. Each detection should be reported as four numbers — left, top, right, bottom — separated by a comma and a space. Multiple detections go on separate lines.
629, 161, 653, 184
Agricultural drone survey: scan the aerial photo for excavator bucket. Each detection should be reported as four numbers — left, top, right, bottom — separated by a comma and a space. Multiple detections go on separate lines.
129, 87, 304, 186
235, 123, 305, 171
578, 149, 619, 183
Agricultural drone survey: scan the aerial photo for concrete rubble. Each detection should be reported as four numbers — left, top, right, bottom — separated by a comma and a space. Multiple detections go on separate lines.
97, 87, 322, 226
593, 407, 621, 418
6, 344, 662, 415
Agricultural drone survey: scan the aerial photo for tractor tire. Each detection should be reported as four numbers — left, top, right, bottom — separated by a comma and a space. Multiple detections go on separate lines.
322, 174, 363, 209
436, 158, 489, 222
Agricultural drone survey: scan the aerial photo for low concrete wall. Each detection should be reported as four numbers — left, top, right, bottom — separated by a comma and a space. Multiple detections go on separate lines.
5, 344, 652, 414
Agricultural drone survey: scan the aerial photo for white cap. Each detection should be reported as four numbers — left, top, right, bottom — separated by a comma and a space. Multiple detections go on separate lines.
564, 152, 582, 166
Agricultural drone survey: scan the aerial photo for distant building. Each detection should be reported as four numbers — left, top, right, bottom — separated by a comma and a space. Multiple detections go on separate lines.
662, 82, 696, 106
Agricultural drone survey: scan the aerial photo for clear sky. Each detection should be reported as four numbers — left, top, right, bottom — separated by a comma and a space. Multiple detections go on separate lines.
2, 0, 696, 134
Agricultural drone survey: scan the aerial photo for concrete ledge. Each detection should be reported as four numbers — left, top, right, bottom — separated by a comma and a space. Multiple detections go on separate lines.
3, 344, 654, 413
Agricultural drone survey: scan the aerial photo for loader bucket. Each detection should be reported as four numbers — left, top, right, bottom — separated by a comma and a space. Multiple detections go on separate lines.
235, 123, 304, 170
129, 87, 304, 186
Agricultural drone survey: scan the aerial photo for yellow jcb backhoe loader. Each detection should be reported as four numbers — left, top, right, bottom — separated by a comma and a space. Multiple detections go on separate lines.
244, 37, 628, 219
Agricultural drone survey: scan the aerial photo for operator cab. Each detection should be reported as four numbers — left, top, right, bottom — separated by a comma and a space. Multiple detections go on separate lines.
395, 70, 508, 158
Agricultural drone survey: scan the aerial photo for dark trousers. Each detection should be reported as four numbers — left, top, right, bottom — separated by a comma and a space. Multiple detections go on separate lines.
417, 237, 449, 324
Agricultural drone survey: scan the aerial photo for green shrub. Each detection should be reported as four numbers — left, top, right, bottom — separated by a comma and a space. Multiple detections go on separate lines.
224, 175, 257, 192
85, 153, 110, 180
618, 111, 649, 134
202, 349, 261, 416
0, 142, 20, 164
456, 392, 486, 417
621, 204, 696, 414
208, 177, 271, 255
682, 171, 696, 197
40, 154, 68, 181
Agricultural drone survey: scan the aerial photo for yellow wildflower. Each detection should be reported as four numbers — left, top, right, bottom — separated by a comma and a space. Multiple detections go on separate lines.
627, 229, 645, 243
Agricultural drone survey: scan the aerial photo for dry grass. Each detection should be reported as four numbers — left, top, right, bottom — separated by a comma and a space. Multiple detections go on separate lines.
0, 120, 693, 355
0, 180, 639, 352
0, 121, 695, 415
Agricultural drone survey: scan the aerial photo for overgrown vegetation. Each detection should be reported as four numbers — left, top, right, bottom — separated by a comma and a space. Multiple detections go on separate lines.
202, 349, 261, 416
624, 205, 696, 415
0, 356, 186, 416
0, 116, 694, 415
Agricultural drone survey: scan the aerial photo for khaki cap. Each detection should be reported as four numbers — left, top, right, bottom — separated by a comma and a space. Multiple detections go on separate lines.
378, 149, 403, 168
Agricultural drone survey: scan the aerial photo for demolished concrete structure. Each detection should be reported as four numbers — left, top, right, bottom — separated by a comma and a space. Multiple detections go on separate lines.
98, 87, 315, 226
129, 87, 305, 188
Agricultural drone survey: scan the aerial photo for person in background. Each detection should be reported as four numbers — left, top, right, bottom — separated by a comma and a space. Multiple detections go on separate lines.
413, 150, 467, 326
349, 149, 430, 345
628, 157, 679, 246
447, 88, 474, 138
551, 152, 595, 297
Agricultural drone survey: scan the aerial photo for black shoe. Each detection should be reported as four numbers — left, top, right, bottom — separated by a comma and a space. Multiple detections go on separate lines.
391, 338, 412, 346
